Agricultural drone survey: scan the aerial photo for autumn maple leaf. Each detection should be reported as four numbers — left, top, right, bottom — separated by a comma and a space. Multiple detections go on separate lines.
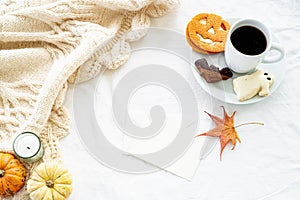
196, 106, 263, 160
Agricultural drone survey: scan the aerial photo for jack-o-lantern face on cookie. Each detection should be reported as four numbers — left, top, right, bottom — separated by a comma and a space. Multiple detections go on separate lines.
186, 13, 230, 53
186, 25, 215, 54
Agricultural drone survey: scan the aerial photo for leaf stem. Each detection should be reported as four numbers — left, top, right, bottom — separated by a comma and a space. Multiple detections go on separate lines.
235, 122, 264, 128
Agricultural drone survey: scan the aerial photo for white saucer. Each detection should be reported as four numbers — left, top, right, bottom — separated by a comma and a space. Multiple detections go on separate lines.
191, 19, 286, 104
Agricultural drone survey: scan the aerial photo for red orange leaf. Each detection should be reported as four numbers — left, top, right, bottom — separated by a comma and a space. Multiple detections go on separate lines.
197, 106, 263, 160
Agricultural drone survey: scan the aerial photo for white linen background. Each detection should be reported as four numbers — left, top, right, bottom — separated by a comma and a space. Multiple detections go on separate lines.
61, 0, 300, 199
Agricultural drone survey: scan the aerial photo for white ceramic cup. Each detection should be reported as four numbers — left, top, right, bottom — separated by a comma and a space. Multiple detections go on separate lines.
225, 19, 284, 73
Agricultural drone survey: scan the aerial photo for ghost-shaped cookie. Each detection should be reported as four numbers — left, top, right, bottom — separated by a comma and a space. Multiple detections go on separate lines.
233, 69, 274, 101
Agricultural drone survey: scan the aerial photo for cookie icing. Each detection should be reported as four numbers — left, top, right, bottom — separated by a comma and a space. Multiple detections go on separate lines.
233, 69, 274, 101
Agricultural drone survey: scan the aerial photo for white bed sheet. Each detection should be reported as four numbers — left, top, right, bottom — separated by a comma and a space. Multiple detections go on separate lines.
61, 0, 300, 199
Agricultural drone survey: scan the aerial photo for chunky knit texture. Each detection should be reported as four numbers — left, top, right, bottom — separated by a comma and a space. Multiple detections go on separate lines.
0, 0, 179, 199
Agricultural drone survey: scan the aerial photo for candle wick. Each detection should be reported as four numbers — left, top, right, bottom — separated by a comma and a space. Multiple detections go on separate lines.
27, 146, 30, 150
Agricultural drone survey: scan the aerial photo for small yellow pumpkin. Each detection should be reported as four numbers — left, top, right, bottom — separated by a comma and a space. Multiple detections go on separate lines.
27, 162, 72, 200
0, 152, 27, 197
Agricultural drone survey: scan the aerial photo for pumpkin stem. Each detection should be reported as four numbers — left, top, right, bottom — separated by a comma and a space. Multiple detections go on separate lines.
235, 122, 264, 129
46, 180, 54, 188
0, 169, 4, 177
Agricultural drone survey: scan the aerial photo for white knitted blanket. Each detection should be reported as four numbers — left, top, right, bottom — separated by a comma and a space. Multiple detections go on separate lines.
0, 0, 179, 199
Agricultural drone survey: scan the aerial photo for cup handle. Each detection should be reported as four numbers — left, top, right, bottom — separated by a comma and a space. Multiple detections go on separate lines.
262, 43, 285, 63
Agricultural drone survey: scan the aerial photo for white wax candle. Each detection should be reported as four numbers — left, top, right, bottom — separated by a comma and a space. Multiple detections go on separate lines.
13, 132, 44, 162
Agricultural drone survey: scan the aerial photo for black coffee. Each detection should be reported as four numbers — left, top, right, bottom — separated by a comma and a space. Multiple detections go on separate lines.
230, 26, 267, 55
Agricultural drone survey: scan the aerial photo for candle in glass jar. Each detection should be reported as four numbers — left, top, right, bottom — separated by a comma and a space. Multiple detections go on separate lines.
13, 132, 44, 162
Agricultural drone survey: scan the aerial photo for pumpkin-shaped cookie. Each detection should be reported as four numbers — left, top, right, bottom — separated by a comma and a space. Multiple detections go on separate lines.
27, 162, 72, 200
187, 13, 230, 53
0, 152, 27, 197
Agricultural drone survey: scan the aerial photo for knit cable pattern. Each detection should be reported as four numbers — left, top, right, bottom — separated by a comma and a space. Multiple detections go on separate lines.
0, 0, 179, 199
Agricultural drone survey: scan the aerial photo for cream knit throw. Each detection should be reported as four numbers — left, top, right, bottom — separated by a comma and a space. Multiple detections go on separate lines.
0, 0, 179, 199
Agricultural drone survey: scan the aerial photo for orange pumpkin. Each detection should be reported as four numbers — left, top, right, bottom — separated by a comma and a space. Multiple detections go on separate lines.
0, 152, 27, 197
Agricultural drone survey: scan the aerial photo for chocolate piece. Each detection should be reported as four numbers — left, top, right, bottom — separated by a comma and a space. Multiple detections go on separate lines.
209, 64, 220, 72
219, 67, 233, 80
195, 58, 209, 70
195, 58, 222, 83
200, 68, 222, 83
